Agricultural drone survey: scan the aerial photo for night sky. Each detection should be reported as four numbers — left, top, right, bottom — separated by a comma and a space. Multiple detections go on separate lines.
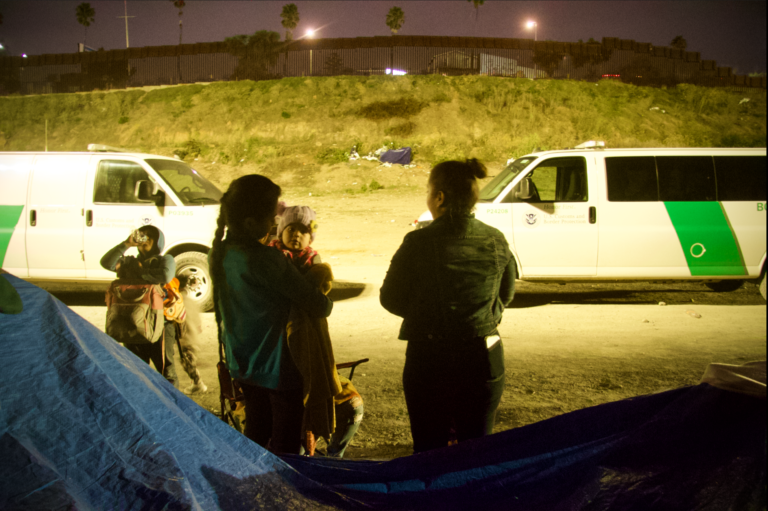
0, 1, 765, 74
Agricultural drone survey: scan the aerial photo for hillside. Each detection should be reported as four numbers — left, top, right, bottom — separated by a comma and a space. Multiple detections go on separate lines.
0, 76, 765, 193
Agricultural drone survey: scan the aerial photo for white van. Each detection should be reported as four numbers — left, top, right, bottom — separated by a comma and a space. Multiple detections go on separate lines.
415, 142, 767, 298
0, 145, 221, 309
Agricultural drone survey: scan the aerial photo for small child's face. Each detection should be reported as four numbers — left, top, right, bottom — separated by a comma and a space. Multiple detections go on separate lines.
282, 223, 312, 251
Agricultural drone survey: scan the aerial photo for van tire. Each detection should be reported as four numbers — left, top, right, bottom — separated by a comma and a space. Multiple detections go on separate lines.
704, 280, 745, 293
175, 251, 213, 312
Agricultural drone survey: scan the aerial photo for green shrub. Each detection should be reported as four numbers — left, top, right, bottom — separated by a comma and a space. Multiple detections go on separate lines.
281, 111, 291, 119
358, 97, 424, 120
174, 139, 203, 160
118, 116, 129, 124
316, 147, 349, 164
369, 180, 384, 191
385, 121, 416, 137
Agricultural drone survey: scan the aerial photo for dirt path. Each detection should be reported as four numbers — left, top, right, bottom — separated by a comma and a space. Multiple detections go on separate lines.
63, 190, 766, 460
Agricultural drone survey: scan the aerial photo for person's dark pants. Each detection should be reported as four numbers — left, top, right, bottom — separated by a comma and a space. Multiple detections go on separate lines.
403, 337, 505, 454
240, 382, 304, 455
124, 321, 178, 388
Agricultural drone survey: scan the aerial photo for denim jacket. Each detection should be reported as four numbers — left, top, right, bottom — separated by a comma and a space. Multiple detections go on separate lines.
380, 213, 515, 342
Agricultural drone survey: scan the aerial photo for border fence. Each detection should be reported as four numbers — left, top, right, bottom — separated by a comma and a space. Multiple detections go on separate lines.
1, 35, 764, 96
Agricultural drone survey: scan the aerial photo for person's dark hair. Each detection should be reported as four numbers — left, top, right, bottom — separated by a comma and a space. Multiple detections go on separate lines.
429, 158, 487, 216
137, 225, 161, 256
209, 175, 282, 349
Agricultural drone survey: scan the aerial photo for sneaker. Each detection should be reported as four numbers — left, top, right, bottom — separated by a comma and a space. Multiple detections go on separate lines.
184, 381, 208, 394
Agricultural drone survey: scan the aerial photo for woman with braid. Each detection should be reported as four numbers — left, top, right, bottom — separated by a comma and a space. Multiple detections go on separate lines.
209, 175, 333, 454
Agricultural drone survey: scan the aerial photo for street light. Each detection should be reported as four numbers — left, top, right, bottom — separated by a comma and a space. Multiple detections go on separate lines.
306, 29, 315, 75
526, 21, 537, 41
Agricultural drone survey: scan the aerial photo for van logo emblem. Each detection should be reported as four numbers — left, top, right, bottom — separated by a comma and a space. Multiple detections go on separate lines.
690, 243, 706, 258
141, 218, 153, 225
524, 213, 538, 227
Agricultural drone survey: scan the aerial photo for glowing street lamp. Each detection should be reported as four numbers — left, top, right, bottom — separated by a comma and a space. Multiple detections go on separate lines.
305, 29, 315, 75
526, 20, 538, 41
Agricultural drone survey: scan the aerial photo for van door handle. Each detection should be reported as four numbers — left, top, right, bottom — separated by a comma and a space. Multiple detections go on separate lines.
30, 210, 37, 226
589, 206, 597, 224
85, 209, 93, 227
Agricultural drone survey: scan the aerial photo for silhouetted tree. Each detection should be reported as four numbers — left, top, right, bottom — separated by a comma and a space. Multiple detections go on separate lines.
281, 3, 300, 41
76, 3, 95, 48
386, 7, 405, 35
532, 50, 564, 77
671, 35, 687, 50
571, 39, 612, 70
226, 31, 281, 81
170, 0, 185, 44
324, 52, 345, 75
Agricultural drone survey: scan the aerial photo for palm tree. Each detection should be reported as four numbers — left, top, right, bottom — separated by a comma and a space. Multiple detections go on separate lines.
170, 0, 185, 45
281, 4, 300, 42
76, 3, 96, 48
467, 0, 484, 25
386, 7, 405, 35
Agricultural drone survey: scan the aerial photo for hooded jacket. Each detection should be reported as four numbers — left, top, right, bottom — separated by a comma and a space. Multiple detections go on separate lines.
100, 228, 176, 285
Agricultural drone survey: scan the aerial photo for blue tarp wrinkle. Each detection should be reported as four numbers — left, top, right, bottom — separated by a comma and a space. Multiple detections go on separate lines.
379, 148, 412, 165
0, 274, 765, 510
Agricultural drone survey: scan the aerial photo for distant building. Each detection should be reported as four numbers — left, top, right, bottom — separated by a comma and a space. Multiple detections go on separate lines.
428, 50, 546, 78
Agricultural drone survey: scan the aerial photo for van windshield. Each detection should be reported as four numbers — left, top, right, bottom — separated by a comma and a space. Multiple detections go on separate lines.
145, 159, 223, 205
478, 156, 538, 201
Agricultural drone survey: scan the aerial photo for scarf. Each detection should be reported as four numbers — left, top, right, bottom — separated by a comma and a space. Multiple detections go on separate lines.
268, 239, 318, 271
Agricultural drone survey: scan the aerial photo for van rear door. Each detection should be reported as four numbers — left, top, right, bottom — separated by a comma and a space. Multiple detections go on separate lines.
26, 155, 90, 279
83, 158, 165, 279
0, 155, 34, 277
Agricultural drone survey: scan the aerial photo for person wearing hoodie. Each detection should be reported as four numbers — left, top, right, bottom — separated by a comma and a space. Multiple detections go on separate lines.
101, 225, 179, 387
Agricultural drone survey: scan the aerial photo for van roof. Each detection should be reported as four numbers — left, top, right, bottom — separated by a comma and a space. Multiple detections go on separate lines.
0, 151, 178, 159
521, 146, 767, 158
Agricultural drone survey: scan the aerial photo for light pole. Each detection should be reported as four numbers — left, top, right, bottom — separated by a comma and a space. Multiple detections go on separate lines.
117, 0, 135, 48
526, 20, 537, 41
305, 29, 315, 75
526, 21, 538, 77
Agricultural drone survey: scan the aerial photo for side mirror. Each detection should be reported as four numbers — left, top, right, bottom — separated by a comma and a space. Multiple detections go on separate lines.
514, 177, 534, 200
136, 180, 164, 205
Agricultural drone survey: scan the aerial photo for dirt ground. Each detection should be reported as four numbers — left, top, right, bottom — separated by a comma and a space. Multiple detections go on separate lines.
59, 190, 767, 460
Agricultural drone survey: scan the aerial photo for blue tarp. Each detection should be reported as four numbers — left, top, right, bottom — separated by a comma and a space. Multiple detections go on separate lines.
1, 273, 765, 510
379, 148, 412, 165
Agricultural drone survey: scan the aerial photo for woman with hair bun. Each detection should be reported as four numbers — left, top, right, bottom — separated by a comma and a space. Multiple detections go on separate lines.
209, 175, 332, 454
381, 159, 516, 453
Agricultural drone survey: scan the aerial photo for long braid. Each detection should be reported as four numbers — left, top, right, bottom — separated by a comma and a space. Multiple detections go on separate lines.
210, 204, 228, 352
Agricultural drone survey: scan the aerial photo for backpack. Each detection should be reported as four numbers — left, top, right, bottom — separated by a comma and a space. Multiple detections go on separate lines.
163, 277, 187, 323
105, 279, 165, 344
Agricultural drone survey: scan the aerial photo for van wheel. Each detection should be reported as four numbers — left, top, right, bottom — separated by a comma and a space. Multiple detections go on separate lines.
760, 273, 767, 301
175, 252, 213, 312
705, 280, 745, 292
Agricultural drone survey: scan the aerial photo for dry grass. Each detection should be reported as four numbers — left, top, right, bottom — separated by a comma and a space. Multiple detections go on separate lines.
0, 76, 764, 192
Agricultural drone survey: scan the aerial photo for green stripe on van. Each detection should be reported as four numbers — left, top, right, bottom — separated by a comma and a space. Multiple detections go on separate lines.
664, 202, 746, 276
0, 205, 24, 268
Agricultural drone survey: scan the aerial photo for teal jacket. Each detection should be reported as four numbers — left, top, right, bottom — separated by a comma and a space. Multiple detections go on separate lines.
212, 238, 333, 390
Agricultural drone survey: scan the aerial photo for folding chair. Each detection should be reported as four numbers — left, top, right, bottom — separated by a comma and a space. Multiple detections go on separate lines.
217, 343, 245, 432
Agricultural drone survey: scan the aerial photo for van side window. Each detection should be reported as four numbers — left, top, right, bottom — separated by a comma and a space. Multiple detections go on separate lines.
714, 156, 767, 201
606, 157, 658, 201
657, 156, 716, 201
93, 160, 151, 204
504, 157, 587, 203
